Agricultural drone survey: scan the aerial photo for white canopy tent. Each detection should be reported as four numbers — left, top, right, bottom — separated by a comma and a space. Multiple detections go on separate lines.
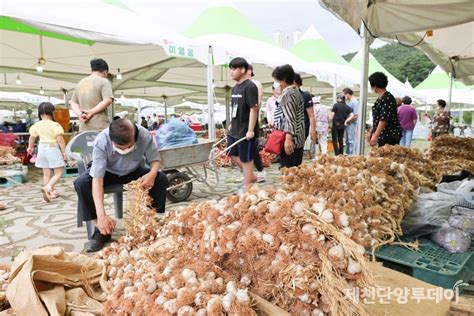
319, 0, 474, 154
182, 5, 332, 126
319, 0, 474, 85
1, 0, 230, 137
291, 25, 360, 87
416, 66, 474, 105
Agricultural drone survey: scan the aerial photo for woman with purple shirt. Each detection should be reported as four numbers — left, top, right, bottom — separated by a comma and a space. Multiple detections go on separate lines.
398, 96, 418, 148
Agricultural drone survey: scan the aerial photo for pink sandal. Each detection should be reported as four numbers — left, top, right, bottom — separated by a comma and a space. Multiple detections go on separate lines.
41, 186, 52, 202
50, 191, 60, 199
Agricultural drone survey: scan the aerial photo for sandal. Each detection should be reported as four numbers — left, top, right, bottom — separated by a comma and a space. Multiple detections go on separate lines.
41, 186, 53, 203
50, 191, 60, 199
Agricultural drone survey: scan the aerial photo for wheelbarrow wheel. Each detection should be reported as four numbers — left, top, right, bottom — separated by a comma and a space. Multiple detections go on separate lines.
166, 172, 193, 203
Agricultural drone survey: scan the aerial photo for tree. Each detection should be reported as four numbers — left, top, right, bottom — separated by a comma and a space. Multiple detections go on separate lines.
342, 44, 436, 87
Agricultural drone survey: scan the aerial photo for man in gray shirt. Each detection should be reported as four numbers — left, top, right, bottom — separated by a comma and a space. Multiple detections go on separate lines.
74, 119, 168, 252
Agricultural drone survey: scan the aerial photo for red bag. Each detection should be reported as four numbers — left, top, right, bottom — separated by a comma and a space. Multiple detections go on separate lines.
265, 130, 286, 155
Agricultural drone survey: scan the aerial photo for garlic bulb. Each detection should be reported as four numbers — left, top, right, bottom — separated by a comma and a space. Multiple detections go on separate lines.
262, 233, 274, 245
182, 268, 196, 281
226, 281, 237, 294
342, 227, 353, 237
177, 306, 194, 316
274, 193, 286, 201
268, 201, 279, 213
257, 190, 269, 200
240, 275, 252, 286
298, 293, 311, 304
236, 288, 250, 305
320, 210, 334, 223
312, 308, 324, 316
347, 258, 362, 274
302, 223, 317, 235
145, 278, 157, 294
339, 213, 349, 227
164, 299, 178, 314
206, 297, 222, 314
194, 292, 204, 306
328, 244, 344, 259
292, 201, 306, 214
222, 292, 236, 312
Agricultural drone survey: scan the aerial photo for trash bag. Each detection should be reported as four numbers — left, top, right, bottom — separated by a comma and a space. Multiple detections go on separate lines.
401, 191, 458, 238
430, 228, 471, 253
438, 179, 474, 209
156, 118, 198, 149
452, 206, 474, 217
448, 214, 474, 235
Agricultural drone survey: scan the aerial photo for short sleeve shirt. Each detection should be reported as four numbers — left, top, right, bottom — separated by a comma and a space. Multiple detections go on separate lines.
398, 105, 418, 131
432, 111, 451, 133
372, 91, 402, 141
29, 120, 64, 143
299, 89, 313, 134
229, 79, 259, 138
346, 98, 359, 126
331, 102, 353, 129
72, 74, 114, 133
89, 125, 160, 178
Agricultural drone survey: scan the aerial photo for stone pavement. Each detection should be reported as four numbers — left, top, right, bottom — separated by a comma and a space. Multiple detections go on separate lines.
0, 164, 281, 265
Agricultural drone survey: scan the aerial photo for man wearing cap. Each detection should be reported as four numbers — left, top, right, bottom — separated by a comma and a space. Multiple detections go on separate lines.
70, 58, 114, 132
342, 88, 359, 155
330, 93, 354, 155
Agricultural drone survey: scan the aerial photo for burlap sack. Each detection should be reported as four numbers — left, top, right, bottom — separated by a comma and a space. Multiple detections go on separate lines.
6, 247, 105, 316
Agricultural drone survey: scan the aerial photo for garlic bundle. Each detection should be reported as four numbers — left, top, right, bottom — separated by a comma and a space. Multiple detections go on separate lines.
163, 189, 373, 316
282, 155, 417, 248
0, 265, 10, 311
0, 146, 21, 165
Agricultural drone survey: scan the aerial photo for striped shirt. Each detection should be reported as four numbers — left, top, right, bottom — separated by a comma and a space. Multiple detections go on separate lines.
274, 86, 305, 149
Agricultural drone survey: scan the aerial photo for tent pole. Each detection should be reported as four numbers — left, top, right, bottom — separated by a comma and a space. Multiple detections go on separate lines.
137, 100, 141, 124
207, 45, 216, 140
225, 86, 230, 129
332, 74, 337, 105
447, 72, 453, 111
355, 20, 370, 156
163, 96, 167, 123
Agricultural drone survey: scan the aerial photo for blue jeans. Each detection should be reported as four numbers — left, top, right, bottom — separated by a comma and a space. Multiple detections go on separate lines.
400, 130, 413, 147
345, 123, 356, 155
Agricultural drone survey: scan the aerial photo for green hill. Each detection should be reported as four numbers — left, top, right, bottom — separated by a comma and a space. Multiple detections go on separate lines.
342, 44, 435, 87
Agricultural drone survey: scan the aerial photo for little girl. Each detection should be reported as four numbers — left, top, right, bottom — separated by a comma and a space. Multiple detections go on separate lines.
27, 102, 67, 202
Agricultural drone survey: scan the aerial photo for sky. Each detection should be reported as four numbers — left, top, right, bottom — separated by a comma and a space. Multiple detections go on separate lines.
125, 0, 386, 56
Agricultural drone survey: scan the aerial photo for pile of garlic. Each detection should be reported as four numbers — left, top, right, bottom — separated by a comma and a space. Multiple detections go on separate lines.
429, 135, 474, 162
370, 145, 439, 187
100, 233, 256, 315
0, 265, 9, 311
164, 188, 373, 316
282, 155, 417, 248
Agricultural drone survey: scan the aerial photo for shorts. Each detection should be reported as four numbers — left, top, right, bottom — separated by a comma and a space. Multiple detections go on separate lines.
35, 143, 65, 169
227, 135, 255, 163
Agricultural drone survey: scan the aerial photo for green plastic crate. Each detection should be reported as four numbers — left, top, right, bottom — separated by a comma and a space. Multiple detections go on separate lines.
373, 238, 474, 289
63, 166, 79, 177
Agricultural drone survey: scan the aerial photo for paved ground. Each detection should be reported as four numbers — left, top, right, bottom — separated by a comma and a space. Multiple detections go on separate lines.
0, 164, 280, 265
0, 140, 430, 265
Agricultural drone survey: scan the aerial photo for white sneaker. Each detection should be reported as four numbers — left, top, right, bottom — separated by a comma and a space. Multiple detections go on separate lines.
256, 171, 266, 183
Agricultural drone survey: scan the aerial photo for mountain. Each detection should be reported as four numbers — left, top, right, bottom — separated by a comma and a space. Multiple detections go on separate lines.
343, 44, 436, 87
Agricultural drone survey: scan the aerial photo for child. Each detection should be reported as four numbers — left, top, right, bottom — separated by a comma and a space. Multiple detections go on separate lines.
27, 102, 67, 202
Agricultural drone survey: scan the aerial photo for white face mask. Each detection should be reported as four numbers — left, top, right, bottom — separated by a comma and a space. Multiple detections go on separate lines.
113, 144, 135, 155
273, 81, 281, 90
